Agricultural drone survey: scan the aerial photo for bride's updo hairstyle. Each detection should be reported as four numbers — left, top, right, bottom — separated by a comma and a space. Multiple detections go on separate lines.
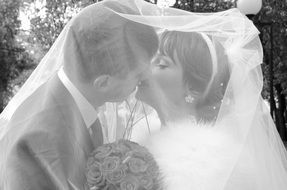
159, 31, 230, 122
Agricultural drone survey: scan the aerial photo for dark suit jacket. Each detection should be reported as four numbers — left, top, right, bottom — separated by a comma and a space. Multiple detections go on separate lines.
0, 74, 102, 190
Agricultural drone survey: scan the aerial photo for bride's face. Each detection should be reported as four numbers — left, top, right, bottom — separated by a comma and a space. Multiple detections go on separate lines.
136, 53, 186, 108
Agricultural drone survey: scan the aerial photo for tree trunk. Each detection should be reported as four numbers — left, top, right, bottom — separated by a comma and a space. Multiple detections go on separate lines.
283, 94, 287, 141
275, 84, 287, 141
282, 95, 287, 141
0, 80, 4, 113
269, 24, 277, 120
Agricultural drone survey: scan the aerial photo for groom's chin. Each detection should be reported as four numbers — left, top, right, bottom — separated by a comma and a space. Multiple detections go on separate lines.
135, 87, 150, 104
107, 97, 126, 103
109, 91, 134, 103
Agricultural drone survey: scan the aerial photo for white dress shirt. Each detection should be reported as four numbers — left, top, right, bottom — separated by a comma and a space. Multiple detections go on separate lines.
57, 67, 108, 143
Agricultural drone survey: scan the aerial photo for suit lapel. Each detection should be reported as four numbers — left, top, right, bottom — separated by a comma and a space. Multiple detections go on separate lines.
47, 74, 95, 157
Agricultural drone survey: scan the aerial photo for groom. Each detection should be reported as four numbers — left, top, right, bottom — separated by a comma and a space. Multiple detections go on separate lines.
0, 1, 158, 190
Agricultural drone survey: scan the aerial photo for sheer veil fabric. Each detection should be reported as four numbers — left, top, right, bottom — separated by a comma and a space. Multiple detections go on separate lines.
0, 1, 159, 188
0, 0, 287, 189
103, 0, 287, 189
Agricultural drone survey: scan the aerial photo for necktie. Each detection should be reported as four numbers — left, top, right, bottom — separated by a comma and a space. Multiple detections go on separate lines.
89, 118, 103, 148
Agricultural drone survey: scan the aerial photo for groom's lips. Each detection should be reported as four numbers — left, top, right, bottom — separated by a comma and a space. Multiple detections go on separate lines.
137, 80, 149, 88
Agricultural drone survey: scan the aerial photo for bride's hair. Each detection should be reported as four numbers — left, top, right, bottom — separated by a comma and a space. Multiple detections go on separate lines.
63, 2, 158, 83
159, 31, 230, 122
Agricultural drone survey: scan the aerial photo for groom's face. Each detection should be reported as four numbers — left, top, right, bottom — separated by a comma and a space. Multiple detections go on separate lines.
106, 60, 151, 102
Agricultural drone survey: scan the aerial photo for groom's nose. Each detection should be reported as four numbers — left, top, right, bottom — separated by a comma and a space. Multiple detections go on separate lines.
140, 67, 152, 81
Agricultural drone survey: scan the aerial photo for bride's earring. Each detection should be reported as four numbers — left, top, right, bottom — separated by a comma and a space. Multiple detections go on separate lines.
185, 94, 194, 104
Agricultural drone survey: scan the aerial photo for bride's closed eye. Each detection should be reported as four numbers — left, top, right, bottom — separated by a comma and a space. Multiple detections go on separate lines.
157, 60, 168, 69
152, 55, 173, 69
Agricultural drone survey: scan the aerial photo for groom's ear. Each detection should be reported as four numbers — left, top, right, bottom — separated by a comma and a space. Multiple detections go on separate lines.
93, 75, 111, 90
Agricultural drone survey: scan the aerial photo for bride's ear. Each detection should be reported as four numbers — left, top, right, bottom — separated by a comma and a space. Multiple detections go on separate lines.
184, 85, 200, 104
93, 75, 111, 91
184, 87, 194, 104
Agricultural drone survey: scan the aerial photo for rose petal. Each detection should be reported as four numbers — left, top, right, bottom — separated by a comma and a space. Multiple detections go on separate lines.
120, 175, 139, 190
106, 166, 126, 184
86, 162, 105, 187
139, 175, 153, 190
86, 157, 95, 169
146, 163, 159, 178
128, 157, 148, 173
101, 156, 121, 173
94, 145, 113, 159
102, 183, 117, 190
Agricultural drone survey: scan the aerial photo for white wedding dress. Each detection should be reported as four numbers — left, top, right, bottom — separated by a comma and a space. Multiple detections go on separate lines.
126, 110, 259, 190
144, 120, 257, 190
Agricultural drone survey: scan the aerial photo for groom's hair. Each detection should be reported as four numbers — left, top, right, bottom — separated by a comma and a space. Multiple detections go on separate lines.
63, 1, 159, 83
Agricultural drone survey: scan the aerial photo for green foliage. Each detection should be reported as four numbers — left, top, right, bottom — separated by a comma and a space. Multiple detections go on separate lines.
254, 0, 287, 96
28, 0, 95, 54
1, 0, 96, 110
173, 0, 236, 12
0, 0, 35, 111
252, 0, 287, 139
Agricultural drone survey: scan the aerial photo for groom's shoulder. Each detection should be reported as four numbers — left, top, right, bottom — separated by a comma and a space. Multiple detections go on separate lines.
7, 75, 77, 137
11, 75, 74, 122
3, 104, 73, 157
6, 107, 69, 146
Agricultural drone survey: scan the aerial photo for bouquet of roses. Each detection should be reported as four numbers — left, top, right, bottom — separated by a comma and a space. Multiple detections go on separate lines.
85, 139, 162, 190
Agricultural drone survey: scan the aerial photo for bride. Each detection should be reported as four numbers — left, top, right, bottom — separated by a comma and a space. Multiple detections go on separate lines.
106, 0, 287, 189
135, 31, 229, 127
129, 31, 229, 141
133, 30, 262, 190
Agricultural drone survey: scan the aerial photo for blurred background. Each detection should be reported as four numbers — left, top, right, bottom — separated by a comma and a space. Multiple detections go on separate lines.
0, 0, 286, 141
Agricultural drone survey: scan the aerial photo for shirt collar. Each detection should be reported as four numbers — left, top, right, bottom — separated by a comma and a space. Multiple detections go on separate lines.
58, 67, 97, 128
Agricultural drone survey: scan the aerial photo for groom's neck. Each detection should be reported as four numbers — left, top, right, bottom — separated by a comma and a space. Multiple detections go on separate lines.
81, 88, 106, 109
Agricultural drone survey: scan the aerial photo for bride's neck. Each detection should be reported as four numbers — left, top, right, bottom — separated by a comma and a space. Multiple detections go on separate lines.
158, 102, 196, 126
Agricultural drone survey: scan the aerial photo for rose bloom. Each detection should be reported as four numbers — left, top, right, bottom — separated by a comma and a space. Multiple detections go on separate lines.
101, 156, 121, 173
86, 162, 105, 187
93, 145, 114, 160
139, 175, 154, 190
106, 166, 127, 184
128, 157, 148, 173
120, 175, 139, 190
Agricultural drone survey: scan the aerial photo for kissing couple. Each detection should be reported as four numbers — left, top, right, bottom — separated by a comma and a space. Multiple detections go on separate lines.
1, 0, 287, 190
